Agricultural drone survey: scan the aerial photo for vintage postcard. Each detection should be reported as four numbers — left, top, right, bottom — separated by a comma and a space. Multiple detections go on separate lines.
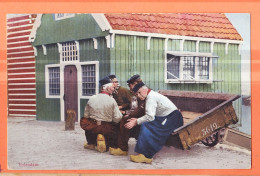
0, 0, 258, 175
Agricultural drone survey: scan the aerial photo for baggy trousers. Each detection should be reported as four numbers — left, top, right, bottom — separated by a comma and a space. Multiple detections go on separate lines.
135, 110, 184, 158
80, 117, 119, 149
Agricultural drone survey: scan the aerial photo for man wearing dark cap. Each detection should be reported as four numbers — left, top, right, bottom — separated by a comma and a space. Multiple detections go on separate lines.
109, 74, 145, 156
124, 82, 184, 164
108, 74, 132, 113
80, 77, 123, 153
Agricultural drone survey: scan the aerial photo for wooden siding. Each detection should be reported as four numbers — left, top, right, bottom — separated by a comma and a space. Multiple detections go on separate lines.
110, 35, 241, 118
79, 37, 110, 117
7, 14, 37, 118
32, 14, 109, 46
35, 44, 60, 121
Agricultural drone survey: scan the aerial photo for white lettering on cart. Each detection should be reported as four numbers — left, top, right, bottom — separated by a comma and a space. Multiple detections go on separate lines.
201, 122, 218, 136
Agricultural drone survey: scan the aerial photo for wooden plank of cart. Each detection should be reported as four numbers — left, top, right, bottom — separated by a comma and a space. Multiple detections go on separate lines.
158, 90, 240, 150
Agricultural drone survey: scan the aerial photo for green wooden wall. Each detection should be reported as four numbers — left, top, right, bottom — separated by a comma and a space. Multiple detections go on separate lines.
32, 14, 108, 46
110, 35, 242, 119
35, 44, 61, 121
79, 37, 110, 117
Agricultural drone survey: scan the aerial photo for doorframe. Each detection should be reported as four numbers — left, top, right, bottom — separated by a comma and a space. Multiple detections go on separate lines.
60, 61, 99, 122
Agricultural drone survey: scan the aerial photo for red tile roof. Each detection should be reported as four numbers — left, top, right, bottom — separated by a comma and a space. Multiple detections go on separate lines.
104, 13, 242, 41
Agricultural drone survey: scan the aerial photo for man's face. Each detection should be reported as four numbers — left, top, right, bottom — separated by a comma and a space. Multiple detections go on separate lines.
112, 78, 119, 88
128, 82, 137, 91
107, 84, 115, 94
135, 87, 147, 100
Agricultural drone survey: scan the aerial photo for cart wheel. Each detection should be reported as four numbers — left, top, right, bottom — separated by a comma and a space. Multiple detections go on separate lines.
201, 131, 219, 147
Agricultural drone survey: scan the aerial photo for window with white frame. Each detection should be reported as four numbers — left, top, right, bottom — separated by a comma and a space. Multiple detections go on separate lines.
54, 13, 75, 20
48, 67, 60, 95
166, 53, 212, 83
61, 41, 79, 62
82, 64, 96, 96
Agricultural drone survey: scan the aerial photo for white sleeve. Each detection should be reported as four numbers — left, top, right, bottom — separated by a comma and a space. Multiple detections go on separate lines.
137, 97, 157, 125
112, 99, 123, 123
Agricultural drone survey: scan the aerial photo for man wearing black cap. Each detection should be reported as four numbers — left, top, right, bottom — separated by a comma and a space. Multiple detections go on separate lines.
109, 74, 146, 156
108, 75, 132, 114
80, 76, 123, 153
124, 82, 184, 164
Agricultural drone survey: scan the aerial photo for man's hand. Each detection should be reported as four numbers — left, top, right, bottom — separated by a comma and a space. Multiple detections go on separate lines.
124, 118, 137, 129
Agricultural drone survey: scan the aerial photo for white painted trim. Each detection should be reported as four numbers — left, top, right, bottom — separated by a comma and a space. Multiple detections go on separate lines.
33, 46, 37, 56
7, 18, 33, 25
7, 45, 32, 50
57, 43, 62, 53
225, 43, 229, 54
42, 45, 47, 55
105, 35, 111, 48
8, 67, 35, 71
165, 51, 215, 84
147, 36, 151, 50
167, 51, 218, 58
7, 56, 35, 60
8, 77, 35, 81
7, 61, 35, 65
164, 38, 168, 51
91, 13, 112, 31
9, 109, 36, 112
29, 14, 42, 43
9, 104, 36, 106
180, 39, 185, 52
54, 13, 75, 21
196, 40, 200, 53
9, 93, 36, 96
8, 99, 36, 101
111, 33, 115, 48
93, 38, 98, 49
8, 114, 36, 117
211, 42, 215, 54
8, 83, 36, 85
7, 35, 30, 41
7, 28, 33, 35
45, 64, 61, 99
110, 29, 243, 45
9, 88, 36, 90
7, 51, 34, 56
8, 72, 35, 75
7, 40, 30, 45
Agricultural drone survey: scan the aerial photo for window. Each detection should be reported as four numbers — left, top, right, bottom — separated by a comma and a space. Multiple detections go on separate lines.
166, 53, 213, 83
48, 67, 60, 95
54, 13, 75, 20
82, 64, 96, 96
60, 41, 79, 62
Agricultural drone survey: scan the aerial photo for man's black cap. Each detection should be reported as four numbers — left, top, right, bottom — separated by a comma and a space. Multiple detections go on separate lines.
132, 82, 145, 93
99, 76, 112, 86
127, 74, 140, 84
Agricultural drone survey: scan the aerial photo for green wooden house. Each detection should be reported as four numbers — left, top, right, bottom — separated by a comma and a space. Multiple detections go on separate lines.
29, 13, 243, 122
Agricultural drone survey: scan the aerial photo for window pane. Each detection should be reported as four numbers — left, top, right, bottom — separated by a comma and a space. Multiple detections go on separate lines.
61, 42, 78, 62
48, 67, 60, 95
198, 57, 209, 80
82, 64, 96, 96
183, 56, 195, 80
167, 54, 180, 79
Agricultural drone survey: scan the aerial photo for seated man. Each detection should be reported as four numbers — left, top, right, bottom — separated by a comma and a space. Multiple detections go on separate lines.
109, 74, 145, 156
80, 77, 122, 153
108, 74, 132, 114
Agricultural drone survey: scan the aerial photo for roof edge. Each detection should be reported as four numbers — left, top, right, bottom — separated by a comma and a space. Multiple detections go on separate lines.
110, 29, 243, 44
91, 13, 112, 32
29, 14, 42, 44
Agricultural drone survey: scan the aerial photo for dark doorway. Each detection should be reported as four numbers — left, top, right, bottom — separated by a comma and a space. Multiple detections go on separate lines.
64, 65, 78, 121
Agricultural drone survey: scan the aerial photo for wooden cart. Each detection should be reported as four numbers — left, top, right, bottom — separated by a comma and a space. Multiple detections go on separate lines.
158, 90, 240, 150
